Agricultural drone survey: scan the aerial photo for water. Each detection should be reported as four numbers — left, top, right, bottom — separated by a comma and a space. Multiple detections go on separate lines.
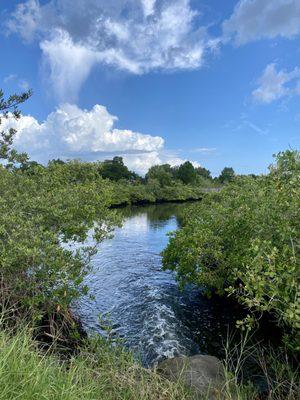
74, 203, 241, 367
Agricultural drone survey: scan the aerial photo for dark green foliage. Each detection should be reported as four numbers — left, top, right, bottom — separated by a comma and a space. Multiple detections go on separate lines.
163, 150, 300, 349
48, 158, 66, 165
146, 164, 173, 187
218, 167, 235, 183
99, 156, 135, 181
195, 166, 212, 180
176, 161, 197, 184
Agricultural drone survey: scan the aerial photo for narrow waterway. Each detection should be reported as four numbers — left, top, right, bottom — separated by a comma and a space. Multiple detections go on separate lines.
74, 203, 242, 367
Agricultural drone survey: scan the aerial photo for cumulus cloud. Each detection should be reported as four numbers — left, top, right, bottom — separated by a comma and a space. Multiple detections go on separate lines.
6, 0, 213, 101
223, 0, 300, 44
253, 63, 300, 103
1, 103, 200, 174
2, 103, 163, 160
122, 151, 200, 175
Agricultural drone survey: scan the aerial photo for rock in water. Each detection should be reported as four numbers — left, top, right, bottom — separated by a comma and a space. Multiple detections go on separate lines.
157, 354, 225, 399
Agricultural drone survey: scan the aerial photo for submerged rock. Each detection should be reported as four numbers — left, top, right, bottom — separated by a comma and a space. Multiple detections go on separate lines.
157, 354, 225, 399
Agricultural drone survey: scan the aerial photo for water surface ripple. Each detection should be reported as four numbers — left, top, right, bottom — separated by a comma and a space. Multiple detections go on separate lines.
74, 203, 238, 366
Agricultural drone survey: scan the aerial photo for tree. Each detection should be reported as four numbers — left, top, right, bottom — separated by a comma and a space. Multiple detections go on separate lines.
145, 164, 173, 187
0, 89, 117, 324
176, 161, 197, 184
99, 156, 135, 181
19, 160, 44, 175
195, 166, 212, 180
218, 167, 235, 183
0, 89, 32, 169
48, 158, 66, 166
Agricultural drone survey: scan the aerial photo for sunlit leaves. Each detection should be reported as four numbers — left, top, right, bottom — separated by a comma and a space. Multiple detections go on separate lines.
163, 150, 300, 348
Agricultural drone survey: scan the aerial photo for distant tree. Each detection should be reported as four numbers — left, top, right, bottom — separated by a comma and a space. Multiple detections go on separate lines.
48, 158, 65, 166
218, 167, 235, 183
195, 166, 212, 180
0, 89, 32, 169
99, 156, 134, 181
19, 160, 44, 175
146, 164, 173, 187
176, 161, 197, 184
130, 171, 143, 183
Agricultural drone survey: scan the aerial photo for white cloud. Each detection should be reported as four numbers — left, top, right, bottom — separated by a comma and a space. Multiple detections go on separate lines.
40, 30, 100, 102
123, 152, 200, 175
1, 103, 202, 175
253, 63, 300, 103
7, 0, 213, 101
2, 103, 163, 159
5, 0, 42, 42
18, 80, 30, 91
123, 152, 162, 174
191, 147, 216, 154
141, 0, 156, 17
225, 115, 269, 135
223, 0, 300, 44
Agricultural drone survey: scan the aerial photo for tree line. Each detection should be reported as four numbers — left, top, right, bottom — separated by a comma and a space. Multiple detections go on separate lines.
20, 154, 237, 186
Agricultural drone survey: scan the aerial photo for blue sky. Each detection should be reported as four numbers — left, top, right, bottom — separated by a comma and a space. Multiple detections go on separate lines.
1, 0, 300, 175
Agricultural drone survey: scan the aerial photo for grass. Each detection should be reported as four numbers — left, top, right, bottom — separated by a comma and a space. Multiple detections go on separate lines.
0, 324, 298, 400
0, 328, 195, 400
221, 330, 299, 400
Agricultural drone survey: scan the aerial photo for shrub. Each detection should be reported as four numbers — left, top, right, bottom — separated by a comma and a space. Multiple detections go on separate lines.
163, 151, 300, 348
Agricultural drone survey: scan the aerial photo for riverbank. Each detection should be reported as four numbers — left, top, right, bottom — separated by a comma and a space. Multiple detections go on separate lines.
0, 326, 196, 400
3, 311, 298, 400
109, 186, 222, 207
108, 181, 214, 207
1, 195, 298, 400
1, 145, 298, 399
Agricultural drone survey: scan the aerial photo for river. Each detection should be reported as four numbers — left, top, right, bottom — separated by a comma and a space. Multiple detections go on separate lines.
74, 202, 242, 367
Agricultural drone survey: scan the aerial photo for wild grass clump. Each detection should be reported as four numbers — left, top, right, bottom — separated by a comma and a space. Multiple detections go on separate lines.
0, 327, 195, 400
220, 330, 299, 400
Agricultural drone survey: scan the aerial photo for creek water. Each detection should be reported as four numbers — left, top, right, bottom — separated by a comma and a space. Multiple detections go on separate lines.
74, 202, 242, 367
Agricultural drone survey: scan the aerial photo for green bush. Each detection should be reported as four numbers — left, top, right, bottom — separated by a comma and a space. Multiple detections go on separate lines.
0, 163, 118, 319
163, 151, 300, 347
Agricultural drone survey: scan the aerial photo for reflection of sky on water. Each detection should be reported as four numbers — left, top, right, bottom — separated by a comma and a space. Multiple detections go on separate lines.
73, 203, 240, 366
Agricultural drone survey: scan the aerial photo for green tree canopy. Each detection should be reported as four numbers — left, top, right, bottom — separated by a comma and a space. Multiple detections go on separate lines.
195, 166, 212, 180
145, 164, 173, 187
176, 161, 197, 184
218, 167, 235, 183
99, 156, 135, 181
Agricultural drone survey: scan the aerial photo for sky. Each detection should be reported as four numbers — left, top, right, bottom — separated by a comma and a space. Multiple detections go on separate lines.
0, 0, 300, 176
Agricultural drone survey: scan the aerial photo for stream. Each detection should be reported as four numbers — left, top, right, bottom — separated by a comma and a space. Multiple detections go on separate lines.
74, 202, 243, 367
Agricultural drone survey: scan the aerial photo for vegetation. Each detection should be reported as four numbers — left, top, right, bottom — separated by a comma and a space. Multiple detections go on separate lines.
1, 89, 298, 399
218, 166, 235, 183
0, 89, 219, 324
99, 156, 139, 182
0, 326, 194, 400
163, 150, 300, 349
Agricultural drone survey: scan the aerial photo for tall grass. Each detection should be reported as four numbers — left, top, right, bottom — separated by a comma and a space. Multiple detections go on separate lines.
221, 330, 299, 400
0, 328, 195, 400
0, 321, 298, 400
